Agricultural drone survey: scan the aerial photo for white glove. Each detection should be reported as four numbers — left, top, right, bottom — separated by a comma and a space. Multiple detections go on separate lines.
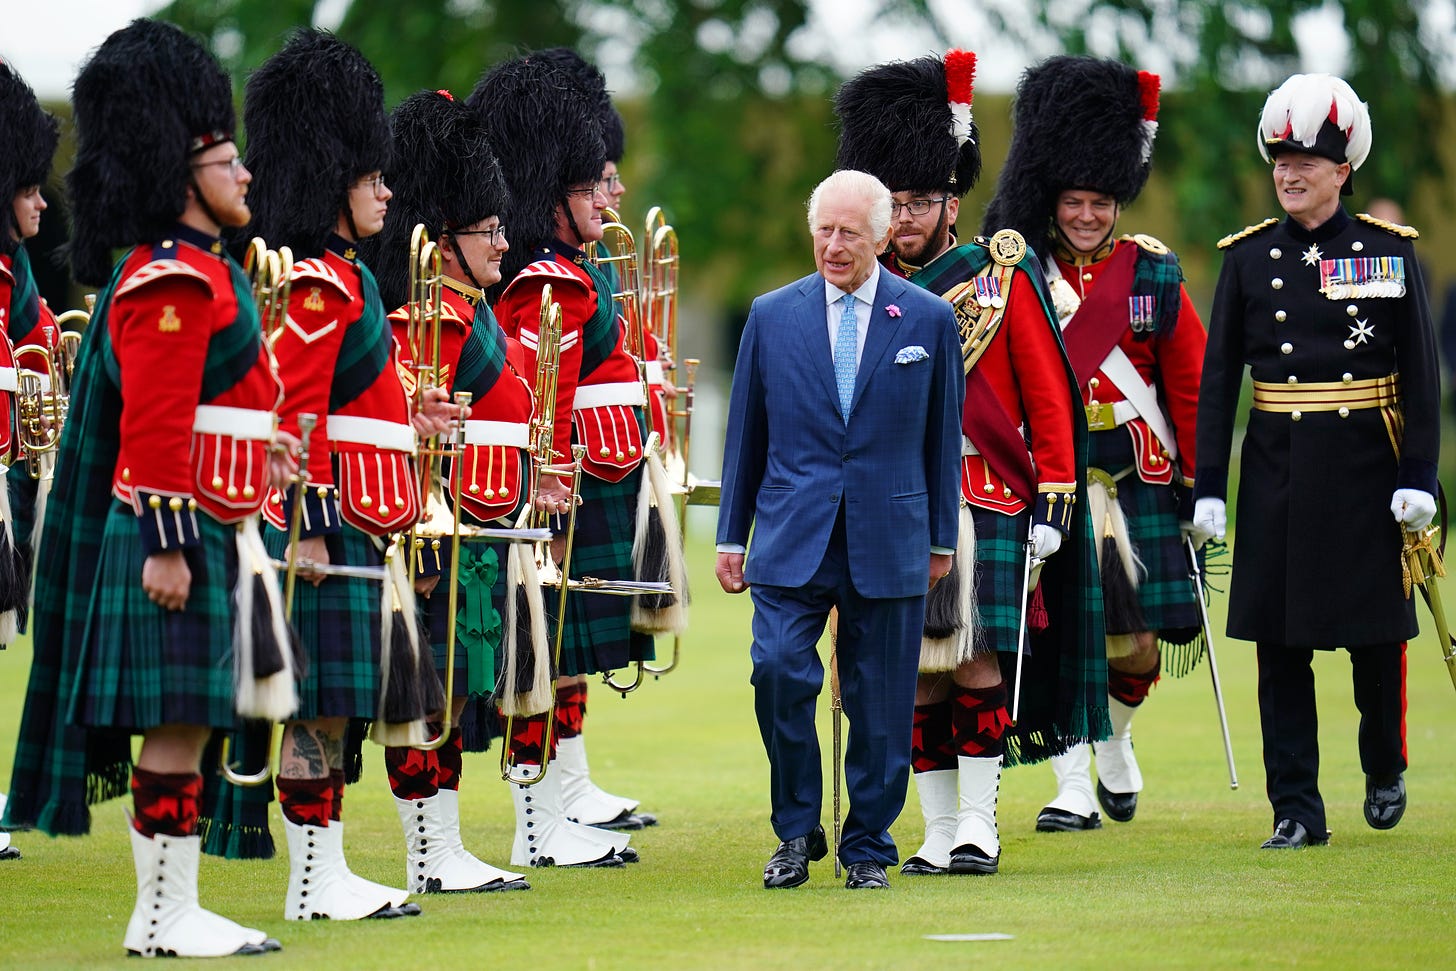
1193, 497, 1227, 543
1181, 520, 1216, 550
1391, 488, 1437, 530
1029, 524, 1062, 560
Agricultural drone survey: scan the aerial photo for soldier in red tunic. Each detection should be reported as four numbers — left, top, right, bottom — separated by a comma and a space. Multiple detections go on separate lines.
3, 19, 297, 957
240, 28, 458, 920
371, 88, 533, 893
0, 59, 60, 653
468, 53, 646, 868
984, 56, 1208, 832
834, 50, 1105, 877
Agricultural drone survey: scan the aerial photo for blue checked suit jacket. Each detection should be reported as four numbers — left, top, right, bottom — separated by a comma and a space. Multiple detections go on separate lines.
717, 269, 964, 599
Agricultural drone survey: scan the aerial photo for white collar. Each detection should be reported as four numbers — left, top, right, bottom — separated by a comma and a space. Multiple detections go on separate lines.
824, 262, 880, 308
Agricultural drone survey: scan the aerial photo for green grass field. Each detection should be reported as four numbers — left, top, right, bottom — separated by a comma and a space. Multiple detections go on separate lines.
3, 522, 1455, 970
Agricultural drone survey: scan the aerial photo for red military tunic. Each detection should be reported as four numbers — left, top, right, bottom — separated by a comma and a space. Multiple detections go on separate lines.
389, 278, 533, 525
108, 227, 283, 551
495, 242, 645, 483
1051, 237, 1204, 487
266, 235, 420, 537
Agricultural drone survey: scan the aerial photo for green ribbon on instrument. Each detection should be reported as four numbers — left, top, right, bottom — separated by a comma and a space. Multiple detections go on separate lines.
455, 543, 502, 697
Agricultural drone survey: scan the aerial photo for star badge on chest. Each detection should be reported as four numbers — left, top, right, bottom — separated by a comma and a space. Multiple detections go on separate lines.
1301, 243, 1323, 267
1348, 318, 1374, 346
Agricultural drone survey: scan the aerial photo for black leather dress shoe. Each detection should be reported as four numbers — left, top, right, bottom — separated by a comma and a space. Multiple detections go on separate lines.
1260, 818, 1330, 850
762, 825, 828, 889
844, 862, 889, 889
585, 810, 646, 831
1364, 774, 1406, 830
1035, 806, 1102, 833
948, 843, 999, 875
1096, 780, 1138, 822
899, 855, 948, 876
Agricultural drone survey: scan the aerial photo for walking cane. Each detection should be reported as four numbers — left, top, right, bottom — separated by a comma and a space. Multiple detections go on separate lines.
828, 608, 842, 879
1185, 535, 1238, 789
1009, 540, 1037, 724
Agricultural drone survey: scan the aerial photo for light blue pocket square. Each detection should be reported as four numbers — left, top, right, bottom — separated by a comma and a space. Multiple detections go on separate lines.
895, 345, 929, 364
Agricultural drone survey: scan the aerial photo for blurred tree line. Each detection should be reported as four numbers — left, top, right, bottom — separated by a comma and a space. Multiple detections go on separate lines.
54, 0, 1449, 345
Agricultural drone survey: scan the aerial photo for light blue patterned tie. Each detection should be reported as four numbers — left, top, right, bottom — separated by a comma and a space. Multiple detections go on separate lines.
834, 293, 858, 423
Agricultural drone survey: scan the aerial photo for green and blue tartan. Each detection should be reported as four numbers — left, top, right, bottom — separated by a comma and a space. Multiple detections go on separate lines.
558, 466, 655, 676
967, 507, 1030, 657
1087, 430, 1204, 676
70, 503, 239, 730
4, 251, 265, 836
1129, 244, 1185, 340
263, 519, 385, 721
907, 242, 1110, 765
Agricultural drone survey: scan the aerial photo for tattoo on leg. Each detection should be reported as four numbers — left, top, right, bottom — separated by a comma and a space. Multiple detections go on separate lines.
282, 724, 326, 779
323, 730, 343, 770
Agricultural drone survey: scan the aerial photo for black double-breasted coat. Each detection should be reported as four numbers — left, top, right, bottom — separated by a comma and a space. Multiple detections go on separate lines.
1195, 208, 1440, 647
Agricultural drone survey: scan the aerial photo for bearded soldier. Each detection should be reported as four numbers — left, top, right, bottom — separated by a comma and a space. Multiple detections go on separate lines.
3, 19, 296, 956
983, 56, 1208, 831
1194, 74, 1439, 849
833, 50, 1106, 877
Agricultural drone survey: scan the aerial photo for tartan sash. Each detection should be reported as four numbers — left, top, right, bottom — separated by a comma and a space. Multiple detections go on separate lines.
329, 261, 391, 412
578, 257, 622, 379
5, 244, 46, 345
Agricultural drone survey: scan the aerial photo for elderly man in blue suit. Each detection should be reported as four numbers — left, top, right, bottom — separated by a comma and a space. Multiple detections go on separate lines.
717, 169, 964, 890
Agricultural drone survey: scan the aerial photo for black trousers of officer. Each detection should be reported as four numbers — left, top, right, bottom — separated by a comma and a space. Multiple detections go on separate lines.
1256, 642, 1407, 837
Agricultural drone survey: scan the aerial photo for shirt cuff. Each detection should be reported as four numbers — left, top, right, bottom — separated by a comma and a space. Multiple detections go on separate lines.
716, 543, 747, 555
930, 546, 955, 556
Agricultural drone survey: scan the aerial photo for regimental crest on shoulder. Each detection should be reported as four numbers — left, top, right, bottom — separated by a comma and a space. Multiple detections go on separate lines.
303, 287, 325, 312
1126, 233, 1169, 255
1217, 218, 1279, 250
1356, 212, 1419, 239
986, 229, 1027, 267
158, 305, 182, 332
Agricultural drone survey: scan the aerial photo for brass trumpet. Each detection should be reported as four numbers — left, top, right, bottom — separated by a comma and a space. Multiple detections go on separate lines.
14, 344, 66, 479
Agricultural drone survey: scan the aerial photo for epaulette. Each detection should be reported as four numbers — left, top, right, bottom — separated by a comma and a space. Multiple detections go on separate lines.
291, 257, 352, 298
1356, 213, 1419, 239
115, 259, 213, 298
514, 258, 588, 287
1216, 218, 1279, 250
1123, 233, 1171, 256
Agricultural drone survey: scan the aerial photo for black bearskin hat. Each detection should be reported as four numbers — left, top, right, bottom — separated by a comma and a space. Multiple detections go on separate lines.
67, 19, 236, 285
370, 89, 510, 310
983, 55, 1160, 248
535, 47, 625, 163
834, 50, 980, 196
467, 53, 605, 291
0, 60, 59, 255
243, 29, 391, 259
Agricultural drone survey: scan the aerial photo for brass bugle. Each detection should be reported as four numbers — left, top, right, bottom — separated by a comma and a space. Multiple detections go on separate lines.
220, 412, 318, 787
14, 344, 65, 479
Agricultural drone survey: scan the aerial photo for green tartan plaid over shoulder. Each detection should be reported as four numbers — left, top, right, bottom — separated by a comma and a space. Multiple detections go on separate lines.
902, 241, 1111, 763
1129, 241, 1184, 339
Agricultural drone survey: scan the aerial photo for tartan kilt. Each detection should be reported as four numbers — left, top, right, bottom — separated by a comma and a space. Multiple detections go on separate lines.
967, 505, 1030, 658
70, 501, 239, 731
1087, 430, 1203, 667
557, 466, 655, 676
419, 539, 503, 699
264, 522, 383, 720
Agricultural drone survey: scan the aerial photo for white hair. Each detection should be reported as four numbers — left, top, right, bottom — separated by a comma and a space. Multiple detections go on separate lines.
807, 169, 892, 241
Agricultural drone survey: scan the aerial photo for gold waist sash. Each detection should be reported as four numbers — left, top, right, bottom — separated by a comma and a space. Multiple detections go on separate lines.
1251, 373, 1400, 413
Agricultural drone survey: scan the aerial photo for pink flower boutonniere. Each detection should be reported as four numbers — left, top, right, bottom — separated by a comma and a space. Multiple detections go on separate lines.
886, 304, 902, 318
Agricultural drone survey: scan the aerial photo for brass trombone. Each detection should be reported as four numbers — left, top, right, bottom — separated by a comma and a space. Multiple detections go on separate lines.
401, 223, 475, 751
244, 236, 294, 342
500, 286, 581, 785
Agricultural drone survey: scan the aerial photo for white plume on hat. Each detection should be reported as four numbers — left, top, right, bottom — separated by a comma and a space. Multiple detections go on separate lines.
1257, 73, 1371, 169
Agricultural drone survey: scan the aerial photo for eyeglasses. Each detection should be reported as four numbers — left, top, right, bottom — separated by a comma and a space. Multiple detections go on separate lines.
565, 184, 605, 199
354, 174, 387, 196
889, 197, 950, 217
452, 224, 508, 245
191, 156, 245, 177
598, 173, 622, 192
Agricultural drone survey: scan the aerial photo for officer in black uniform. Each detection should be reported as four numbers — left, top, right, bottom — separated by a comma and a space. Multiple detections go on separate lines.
1194, 73, 1440, 850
